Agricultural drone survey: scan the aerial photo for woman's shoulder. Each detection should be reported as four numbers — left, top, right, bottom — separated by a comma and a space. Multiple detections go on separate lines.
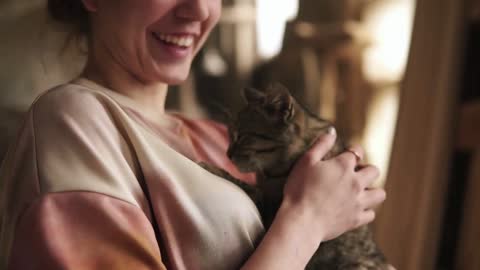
16, 82, 144, 203
32, 81, 115, 119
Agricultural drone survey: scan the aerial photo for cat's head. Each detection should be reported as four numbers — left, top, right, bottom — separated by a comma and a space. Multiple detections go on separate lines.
227, 83, 305, 174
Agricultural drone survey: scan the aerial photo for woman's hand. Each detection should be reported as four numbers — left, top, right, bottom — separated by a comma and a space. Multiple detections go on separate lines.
241, 128, 386, 270
283, 127, 386, 242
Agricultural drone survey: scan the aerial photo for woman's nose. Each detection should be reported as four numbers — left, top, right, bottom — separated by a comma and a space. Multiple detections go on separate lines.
175, 0, 210, 21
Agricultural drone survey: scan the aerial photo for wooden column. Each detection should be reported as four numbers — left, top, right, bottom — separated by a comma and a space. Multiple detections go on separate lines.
455, 152, 480, 270
373, 0, 467, 269
455, 102, 480, 270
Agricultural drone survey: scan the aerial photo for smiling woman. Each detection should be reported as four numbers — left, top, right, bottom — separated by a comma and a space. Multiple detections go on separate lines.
80, 0, 221, 87
0, 1, 387, 269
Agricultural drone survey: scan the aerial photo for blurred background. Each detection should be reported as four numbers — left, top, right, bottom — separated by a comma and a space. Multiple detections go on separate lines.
0, 0, 478, 269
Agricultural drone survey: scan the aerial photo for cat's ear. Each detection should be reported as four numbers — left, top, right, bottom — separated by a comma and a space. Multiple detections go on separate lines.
272, 95, 295, 123
267, 83, 295, 123
243, 87, 266, 104
285, 100, 295, 122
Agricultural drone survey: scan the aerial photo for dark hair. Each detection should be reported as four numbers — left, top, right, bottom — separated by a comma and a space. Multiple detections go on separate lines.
47, 0, 90, 36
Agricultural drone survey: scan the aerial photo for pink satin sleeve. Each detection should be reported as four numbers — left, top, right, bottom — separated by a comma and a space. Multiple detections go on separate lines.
7, 192, 167, 270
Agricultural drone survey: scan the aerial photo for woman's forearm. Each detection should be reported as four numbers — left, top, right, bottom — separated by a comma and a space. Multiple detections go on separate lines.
241, 201, 323, 270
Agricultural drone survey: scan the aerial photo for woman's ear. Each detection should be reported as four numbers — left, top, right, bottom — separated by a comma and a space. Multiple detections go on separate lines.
81, 0, 99, 12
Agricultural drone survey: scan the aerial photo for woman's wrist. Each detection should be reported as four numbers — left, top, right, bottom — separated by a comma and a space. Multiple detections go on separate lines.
277, 197, 326, 246
241, 199, 324, 270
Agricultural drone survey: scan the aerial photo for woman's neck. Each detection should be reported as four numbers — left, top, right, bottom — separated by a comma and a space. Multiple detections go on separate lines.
82, 45, 169, 117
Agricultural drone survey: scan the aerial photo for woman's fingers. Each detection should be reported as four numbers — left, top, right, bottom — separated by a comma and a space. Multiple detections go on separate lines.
356, 165, 380, 188
387, 265, 397, 270
334, 145, 365, 170
345, 145, 365, 162
361, 188, 387, 210
357, 210, 376, 227
301, 127, 337, 165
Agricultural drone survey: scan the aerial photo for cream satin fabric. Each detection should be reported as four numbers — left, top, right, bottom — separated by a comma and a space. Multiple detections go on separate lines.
0, 78, 264, 269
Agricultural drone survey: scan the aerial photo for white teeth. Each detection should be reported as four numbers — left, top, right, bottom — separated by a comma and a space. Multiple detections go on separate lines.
156, 33, 194, 47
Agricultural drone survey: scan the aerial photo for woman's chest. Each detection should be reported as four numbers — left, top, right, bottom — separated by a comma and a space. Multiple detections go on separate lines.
130, 119, 265, 270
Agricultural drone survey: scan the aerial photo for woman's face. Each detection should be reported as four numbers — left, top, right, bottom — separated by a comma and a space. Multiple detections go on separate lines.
84, 0, 221, 85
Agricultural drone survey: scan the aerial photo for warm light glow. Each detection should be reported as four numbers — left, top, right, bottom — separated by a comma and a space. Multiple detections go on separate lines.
256, 0, 298, 59
363, 87, 400, 188
363, 0, 415, 83
361, 0, 416, 187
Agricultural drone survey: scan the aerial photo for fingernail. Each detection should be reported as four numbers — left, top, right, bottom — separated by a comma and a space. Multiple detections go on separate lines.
327, 126, 336, 136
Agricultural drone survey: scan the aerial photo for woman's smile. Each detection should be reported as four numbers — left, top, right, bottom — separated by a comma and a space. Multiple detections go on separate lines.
151, 32, 196, 59
81, 0, 221, 85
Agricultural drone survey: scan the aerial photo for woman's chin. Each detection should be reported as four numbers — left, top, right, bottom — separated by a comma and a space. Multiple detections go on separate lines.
163, 75, 188, 86
149, 66, 191, 85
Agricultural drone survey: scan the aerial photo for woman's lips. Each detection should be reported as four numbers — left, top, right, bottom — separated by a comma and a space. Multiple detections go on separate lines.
151, 32, 195, 59
153, 32, 195, 47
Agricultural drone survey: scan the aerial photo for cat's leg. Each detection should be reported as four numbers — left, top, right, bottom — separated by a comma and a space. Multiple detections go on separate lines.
305, 260, 392, 270
343, 263, 395, 270
306, 225, 392, 270
344, 261, 393, 270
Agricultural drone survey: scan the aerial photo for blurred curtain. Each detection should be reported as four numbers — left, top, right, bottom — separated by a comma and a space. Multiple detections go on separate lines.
373, 0, 467, 269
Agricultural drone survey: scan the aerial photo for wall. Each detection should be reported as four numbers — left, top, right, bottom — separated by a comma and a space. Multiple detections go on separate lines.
0, 0, 86, 159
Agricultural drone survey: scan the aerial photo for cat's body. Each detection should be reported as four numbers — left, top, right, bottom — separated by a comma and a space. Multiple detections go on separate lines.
205, 83, 389, 269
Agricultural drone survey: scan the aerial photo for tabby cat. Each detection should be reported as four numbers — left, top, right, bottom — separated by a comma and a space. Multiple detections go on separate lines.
205, 82, 391, 270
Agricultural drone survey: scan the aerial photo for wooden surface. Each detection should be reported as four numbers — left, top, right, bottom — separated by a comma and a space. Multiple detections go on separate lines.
456, 151, 480, 270
372, 0, 467, 269
457, 101, 480, 150
455, 102, 480, 270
